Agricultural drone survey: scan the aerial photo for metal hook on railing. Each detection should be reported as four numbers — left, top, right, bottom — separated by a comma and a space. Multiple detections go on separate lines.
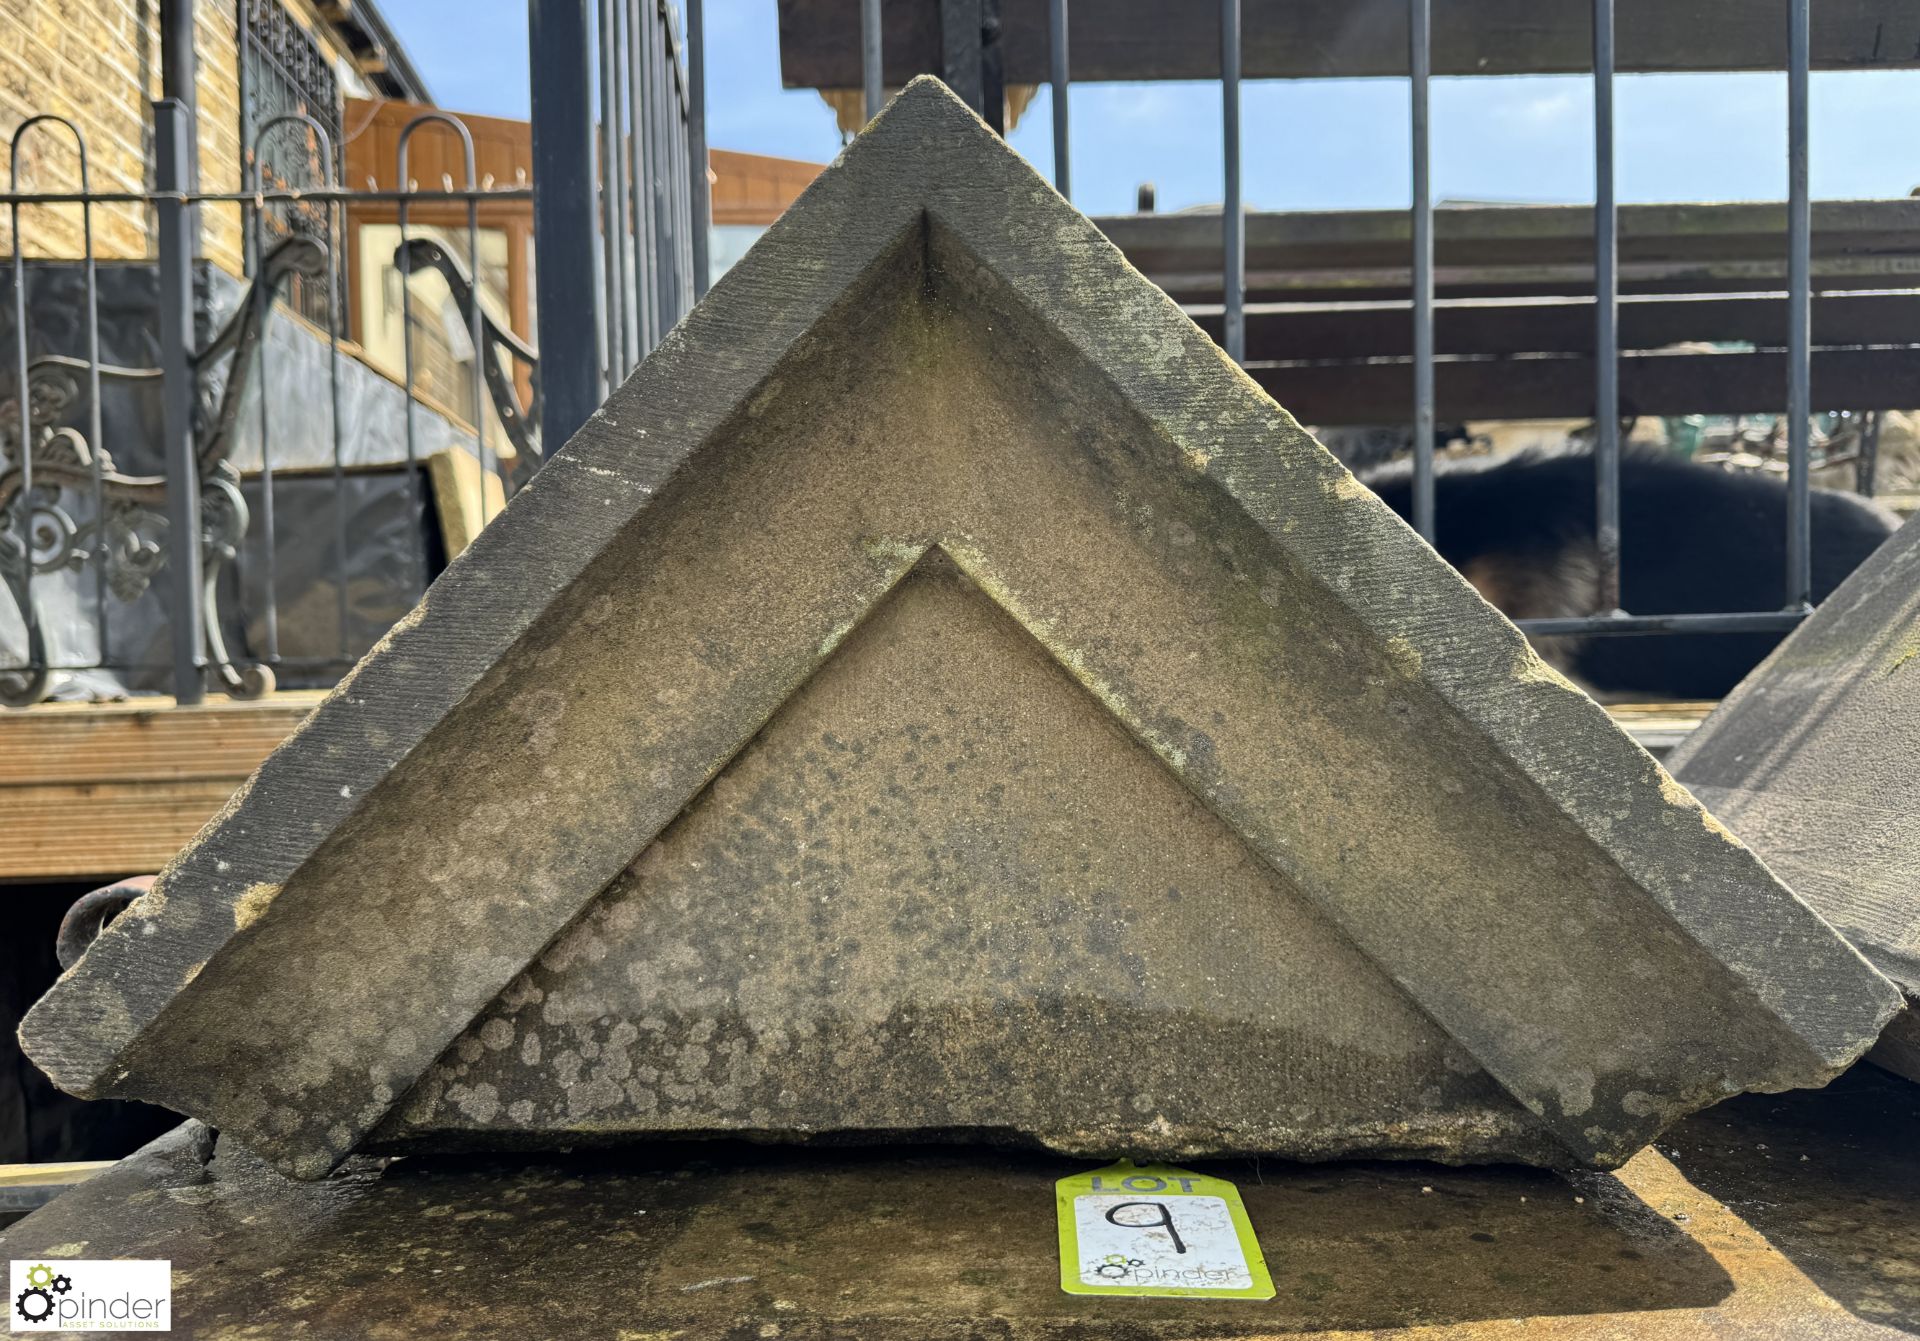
395, 111, 480, 194
393, 111, 483, 600
9, 113, 92, 194
241, 113, 340, 671
7, 113, 104, 704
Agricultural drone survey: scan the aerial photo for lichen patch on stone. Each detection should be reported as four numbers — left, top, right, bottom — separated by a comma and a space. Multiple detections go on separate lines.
232, 883, 282, 932
1659, 775, 1743, 847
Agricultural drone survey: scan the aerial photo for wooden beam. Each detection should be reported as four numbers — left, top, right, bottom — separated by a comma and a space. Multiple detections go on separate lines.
1099, 200, 1920, 302
939, 0, 987, 118
0, 1161, 115, 1215
427, 449, 507, 558
780, 0, 1920, 87
1248, 346, 1920, 425
1189, 292, 1920, 361
709, 149, 824, 227
1604, 702, 1713, 760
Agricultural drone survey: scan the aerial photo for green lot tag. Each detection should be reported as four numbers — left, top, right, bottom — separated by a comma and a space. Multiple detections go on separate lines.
1056, 1159, 1275, 1299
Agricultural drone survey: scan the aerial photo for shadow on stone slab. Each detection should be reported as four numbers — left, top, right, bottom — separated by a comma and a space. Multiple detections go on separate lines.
1664, 1065, 1920, 1335
0, 1123, 1736, 1339
0, 881, 181, 1169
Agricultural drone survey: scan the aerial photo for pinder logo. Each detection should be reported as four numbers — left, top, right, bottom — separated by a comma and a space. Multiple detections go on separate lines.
10, 1261, 169, 1332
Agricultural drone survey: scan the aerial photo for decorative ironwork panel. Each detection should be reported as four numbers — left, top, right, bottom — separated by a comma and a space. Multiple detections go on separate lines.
241, 0, 345, 325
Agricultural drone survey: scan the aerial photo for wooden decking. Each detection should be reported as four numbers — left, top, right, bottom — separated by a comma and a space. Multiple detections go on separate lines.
0, 691, 1714, 882
1605, 700, 1719, 757
0, 692, 325, 881
0, 1159, 113, 1217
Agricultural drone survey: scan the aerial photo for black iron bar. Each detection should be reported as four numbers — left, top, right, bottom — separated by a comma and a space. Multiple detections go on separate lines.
678, 7, 697, 314
662, 1, 686, 328
323, 194, 350, 663
677, 22, 696, 313
636, 0, 657, 344
650, 0, 677, 334
396, 134, 425, 599
1593, 0, 1622, 613
528, 0, 601, 450
633, 0, 664, 355
464, 171, 492, 537
671, 0, 691, 323
688, 0, 710, 299
1221, 0, 1244, 364
247, 117, 340, 669
76, 136, 106, 665
1409, 0, 1434, 542
862, 0, 883, 123
1049, 0, 1070, 198
1785, 0, 1813, 610
1520, 610, 1808, 637
396, 113, 479, 598
638, 0, 664, 350
6, 135, 32, 690
153, 99, 206, 703
981, 0, 1005, 134
621, 0, 645, 368
599, 0, 628, 380
1858, 409, 1881, 497
160, 0, 200, 259
12, 118, 110, 666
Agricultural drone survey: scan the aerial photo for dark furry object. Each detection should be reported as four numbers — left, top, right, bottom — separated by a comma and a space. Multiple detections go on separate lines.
1362, 449, 1900, 700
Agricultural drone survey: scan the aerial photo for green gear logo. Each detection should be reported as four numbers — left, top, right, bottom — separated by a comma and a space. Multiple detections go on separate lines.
1092, 1253, 1146, 1280
15, 1263, 72, 1325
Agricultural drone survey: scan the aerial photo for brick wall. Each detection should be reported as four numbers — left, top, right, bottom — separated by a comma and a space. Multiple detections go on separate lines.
195, 0, 245, 274
1, 0, 257, 276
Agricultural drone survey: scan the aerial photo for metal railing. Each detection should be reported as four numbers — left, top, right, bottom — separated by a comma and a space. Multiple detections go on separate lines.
862, 0, 1838, 642
4, 109, 534, 706
3, 0, 707, 708
4, 0, 1866, 709
530, 0, 709, 450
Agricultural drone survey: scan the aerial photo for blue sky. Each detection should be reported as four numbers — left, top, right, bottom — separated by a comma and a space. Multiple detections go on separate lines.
383, 0, 1920, 216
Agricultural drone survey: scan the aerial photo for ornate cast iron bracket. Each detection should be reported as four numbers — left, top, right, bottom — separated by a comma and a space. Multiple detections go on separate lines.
393, 236, 542, 485
0, 236, 326, 706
